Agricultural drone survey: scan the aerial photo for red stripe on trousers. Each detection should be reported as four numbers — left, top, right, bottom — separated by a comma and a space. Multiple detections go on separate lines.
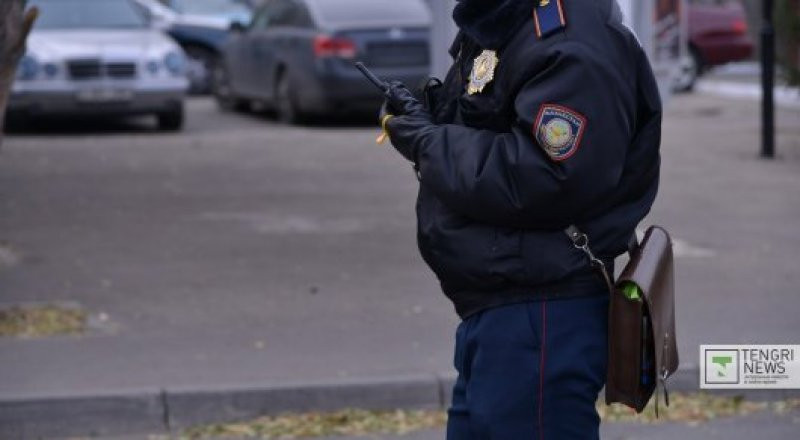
539, 302, 547, 440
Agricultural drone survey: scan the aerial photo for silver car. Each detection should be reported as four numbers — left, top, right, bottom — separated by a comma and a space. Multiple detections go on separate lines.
9, 0, 189, 131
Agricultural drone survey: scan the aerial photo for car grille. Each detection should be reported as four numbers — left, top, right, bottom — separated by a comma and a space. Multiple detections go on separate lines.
67, 60, 101, 79
364, 42, 429, 68
106, 62, 137, 78
67, 60, 137, 80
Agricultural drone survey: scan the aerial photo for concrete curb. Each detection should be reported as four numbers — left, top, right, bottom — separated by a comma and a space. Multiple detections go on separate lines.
0, 388, 167, 439
2, 366, 799, 439
165, 374, 445, 430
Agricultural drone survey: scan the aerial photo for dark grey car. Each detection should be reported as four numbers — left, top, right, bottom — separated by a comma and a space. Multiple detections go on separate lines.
213, 0, 431, 123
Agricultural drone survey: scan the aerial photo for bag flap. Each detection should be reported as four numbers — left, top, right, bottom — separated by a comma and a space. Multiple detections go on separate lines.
617, 226, 679, 379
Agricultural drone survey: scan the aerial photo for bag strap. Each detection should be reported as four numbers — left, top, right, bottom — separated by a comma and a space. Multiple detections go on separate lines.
564, 225, 615, 293
627, 232, 639, 258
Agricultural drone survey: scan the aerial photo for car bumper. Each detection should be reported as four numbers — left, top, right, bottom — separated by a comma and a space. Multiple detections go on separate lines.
697, 36, 754, 67
9, 77, 188, 116
297, 61, 430, 114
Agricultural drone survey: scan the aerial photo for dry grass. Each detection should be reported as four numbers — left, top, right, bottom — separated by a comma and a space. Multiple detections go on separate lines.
182, 394, 800, 439
182, 408, 446, 439
0, 305, 87, 338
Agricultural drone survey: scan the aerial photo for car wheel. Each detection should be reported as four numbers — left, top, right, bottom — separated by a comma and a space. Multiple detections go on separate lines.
673, 49, 701, 93
157, 104, 184, 131
213, 63, 249, 112
3, 111, 30, 132
275, 71, 303, 125
183, 46, 217, 95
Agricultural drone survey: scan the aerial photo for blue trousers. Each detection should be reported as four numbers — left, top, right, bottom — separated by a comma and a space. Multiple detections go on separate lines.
446, 293, 609, 440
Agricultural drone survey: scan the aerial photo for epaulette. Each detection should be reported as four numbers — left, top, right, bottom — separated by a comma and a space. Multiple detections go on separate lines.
533, 0, 567, 39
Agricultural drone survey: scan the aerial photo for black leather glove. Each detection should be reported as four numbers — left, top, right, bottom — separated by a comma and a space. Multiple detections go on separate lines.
379, 78, 442, 122
381, 80, 427, 118
385, 111, 434, 163
376, 81, 435, 163
422, 77, 443, 114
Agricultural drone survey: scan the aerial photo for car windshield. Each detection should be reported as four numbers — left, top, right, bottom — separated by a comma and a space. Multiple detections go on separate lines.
171, 0, 251, 17
309, 0, 430, 26
30, 0, 147, 30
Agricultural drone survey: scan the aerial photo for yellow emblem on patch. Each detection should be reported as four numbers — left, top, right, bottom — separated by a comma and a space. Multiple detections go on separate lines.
467, 50, 498, 95
542, 118, 573, 150
534, 104, 587, 162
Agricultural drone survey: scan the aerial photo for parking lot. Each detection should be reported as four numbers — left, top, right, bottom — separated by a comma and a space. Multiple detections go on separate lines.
1, 92, 800, 438
0, 97, 460, 394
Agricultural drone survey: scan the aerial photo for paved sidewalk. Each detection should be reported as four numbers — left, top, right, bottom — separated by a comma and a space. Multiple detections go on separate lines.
693, 62, 800, 109
1, 92, 799, 438
696, 79, 800, 110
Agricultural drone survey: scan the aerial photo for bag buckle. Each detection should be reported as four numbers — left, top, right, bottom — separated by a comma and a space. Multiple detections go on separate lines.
569, 231, 606, 270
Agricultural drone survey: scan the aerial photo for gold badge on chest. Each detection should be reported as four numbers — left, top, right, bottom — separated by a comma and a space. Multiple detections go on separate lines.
467, 49, 499, 95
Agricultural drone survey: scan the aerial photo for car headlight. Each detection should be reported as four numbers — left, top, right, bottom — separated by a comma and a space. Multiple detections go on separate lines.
42, 62, 59, 79
146, 60, 160, 75
164, 52, 185, 76
16, 55, 40, 80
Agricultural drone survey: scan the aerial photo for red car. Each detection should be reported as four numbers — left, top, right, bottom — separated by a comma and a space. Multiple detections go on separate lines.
674, 1, 755, 91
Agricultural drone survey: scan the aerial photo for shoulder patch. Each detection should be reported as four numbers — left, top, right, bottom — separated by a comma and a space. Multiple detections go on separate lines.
534, 104, 587, 162
533, 0, 567, 39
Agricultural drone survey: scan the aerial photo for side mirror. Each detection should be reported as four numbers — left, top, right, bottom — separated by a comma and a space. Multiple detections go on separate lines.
229, 21, 246, 33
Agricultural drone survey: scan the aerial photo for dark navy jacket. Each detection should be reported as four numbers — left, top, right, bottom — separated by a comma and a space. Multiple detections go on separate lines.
408, 0, 662, 318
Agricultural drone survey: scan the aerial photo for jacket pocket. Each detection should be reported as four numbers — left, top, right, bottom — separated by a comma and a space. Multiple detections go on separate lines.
417, 188, 527, 290
487, 226, 526, 283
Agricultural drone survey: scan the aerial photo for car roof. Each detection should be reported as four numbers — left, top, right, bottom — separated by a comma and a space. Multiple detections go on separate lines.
303, 0, 431, 30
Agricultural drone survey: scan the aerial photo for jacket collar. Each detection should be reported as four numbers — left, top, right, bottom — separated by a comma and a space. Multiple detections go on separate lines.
452, 0, 532, 50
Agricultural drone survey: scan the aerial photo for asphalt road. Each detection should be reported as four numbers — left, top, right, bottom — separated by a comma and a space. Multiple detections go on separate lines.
1, 100, 458, 395
1, 93, 799, 437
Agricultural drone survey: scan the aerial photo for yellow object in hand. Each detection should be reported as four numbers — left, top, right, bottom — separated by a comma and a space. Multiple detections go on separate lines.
377, 114, 394, 144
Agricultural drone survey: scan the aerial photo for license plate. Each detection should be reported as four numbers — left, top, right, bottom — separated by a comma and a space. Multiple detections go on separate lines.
76, 88, 132, 103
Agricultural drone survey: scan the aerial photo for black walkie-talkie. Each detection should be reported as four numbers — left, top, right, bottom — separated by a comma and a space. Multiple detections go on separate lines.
354, 62, 389, 95
354, 62, 393, 144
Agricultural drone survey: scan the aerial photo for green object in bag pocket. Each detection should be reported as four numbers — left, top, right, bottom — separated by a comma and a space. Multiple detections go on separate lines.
620, 281, 642, 301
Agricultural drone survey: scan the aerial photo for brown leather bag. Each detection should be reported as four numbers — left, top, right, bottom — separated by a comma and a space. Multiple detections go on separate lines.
566, 225, 679, 414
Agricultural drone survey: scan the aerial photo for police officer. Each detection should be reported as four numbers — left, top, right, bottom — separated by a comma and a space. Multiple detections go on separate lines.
379, 0, 661, 438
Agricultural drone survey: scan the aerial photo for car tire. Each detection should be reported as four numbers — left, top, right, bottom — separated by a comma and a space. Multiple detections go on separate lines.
275, 71, 303, 125
157, 104, 184, 131
3, 111, 30, 132
213, 63, 249, 112
183, 46, 217, 95
674, 48, 702, 93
